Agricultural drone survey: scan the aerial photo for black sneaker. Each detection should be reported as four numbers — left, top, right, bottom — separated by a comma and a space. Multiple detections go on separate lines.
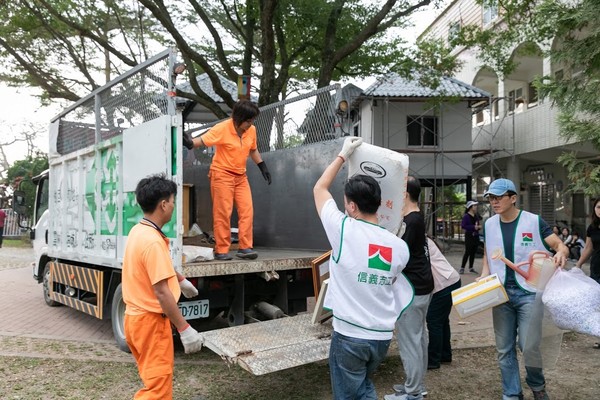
183, 132, 194, 150
236, 249, 258, 260
214, 253, 232, 261
469, 269, 478, 274
459, 268, 465, 274
532, 389, 549, 400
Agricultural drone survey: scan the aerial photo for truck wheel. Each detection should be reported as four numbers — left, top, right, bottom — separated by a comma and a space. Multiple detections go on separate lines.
42, 263, 61, 307
111, 284, 131, 353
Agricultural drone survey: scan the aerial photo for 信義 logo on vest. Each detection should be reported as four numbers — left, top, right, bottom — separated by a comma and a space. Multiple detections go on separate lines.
520, 232, 534, 247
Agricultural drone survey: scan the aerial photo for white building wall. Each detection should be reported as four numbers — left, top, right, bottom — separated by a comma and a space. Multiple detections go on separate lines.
360, 99, 473, 178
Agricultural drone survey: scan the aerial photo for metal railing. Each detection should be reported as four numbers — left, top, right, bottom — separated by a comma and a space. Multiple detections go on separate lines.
53, 49, 176, 155
1, 209, 29, 238
186, 84, 343, 154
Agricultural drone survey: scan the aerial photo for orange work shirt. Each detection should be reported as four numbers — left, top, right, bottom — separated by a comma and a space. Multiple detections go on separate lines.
122, 220, 180, 315
201, 119, 257, 175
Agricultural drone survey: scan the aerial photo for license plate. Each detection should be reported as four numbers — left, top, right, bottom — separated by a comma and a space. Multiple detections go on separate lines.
178, 299, 209, 320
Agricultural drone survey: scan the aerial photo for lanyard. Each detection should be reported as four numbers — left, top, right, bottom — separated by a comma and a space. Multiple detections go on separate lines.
141, 218, 166, 238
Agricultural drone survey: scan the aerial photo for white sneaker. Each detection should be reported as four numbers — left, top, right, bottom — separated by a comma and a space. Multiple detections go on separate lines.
392, 384, 427, 397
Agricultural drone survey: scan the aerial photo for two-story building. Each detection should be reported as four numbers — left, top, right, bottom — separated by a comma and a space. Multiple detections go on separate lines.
419, 0, 598, 233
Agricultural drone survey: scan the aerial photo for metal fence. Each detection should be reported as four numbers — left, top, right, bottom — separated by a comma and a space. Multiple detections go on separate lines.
186, 84, 343, 155
52, 46, 342, 158
1, 209, 29, 238
53, 49, 176, 155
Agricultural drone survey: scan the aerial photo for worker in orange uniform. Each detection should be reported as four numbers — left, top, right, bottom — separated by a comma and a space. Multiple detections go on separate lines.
123, 174, 203, 400
183, 100, 271, 261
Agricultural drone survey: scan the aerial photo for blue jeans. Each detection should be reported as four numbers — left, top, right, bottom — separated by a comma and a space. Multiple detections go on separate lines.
329, 331, 391, 400
492, 284, 545, 400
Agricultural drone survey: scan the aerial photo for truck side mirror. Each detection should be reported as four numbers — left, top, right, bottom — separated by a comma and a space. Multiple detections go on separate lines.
12, 190, 27, 215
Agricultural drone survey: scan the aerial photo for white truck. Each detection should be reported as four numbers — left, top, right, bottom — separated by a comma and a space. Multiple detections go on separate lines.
13, 48, 361, 375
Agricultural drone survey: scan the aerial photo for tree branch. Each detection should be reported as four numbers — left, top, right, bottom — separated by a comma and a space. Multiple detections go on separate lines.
139, 0, 235, 109
35, 0, 138, 67
0, 36, 80, 101
187, 0, 237, 80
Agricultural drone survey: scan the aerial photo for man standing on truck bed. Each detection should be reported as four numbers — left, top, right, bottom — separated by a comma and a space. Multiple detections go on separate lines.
123, 174, 203, 400
183, 100, 271, 261
313, 137, 413, 400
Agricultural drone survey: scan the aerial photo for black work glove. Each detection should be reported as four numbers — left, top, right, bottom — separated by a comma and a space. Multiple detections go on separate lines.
257, 161, 272, 185
183, 132, 194, 150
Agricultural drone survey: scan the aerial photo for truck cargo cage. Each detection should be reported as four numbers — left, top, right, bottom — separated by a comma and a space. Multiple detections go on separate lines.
51, 49, 176, 156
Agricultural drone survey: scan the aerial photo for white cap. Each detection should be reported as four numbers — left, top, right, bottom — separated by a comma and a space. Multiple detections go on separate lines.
466, 200, 478, 209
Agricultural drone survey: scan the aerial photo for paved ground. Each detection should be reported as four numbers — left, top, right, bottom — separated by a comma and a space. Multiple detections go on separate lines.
0, 245, 499, 350
0, 247, 115, 344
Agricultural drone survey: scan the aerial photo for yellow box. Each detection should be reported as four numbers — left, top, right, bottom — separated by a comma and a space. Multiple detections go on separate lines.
452, 273, 508, 318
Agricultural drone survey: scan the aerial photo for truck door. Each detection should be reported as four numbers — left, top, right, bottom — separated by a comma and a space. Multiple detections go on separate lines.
122, 115, 179, 256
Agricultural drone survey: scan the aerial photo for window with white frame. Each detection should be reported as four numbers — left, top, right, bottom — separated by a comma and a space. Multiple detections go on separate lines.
448, 22, 461, 45
483, 0, 498, 25
508, 88, 523, 113
407, 116, 438, 147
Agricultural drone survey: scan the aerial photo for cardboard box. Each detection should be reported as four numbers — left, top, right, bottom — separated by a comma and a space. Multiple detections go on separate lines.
452, 273, 508, 318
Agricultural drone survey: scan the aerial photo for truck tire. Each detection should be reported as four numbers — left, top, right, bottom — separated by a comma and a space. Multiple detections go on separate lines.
42, 263, 61, 307
111, 284, 131, 353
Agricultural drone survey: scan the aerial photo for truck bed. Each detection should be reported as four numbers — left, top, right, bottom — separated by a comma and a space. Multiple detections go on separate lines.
181, 248, 325, 277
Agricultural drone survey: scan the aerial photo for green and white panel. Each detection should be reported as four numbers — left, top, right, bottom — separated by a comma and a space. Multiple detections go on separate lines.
81, 153, 98, 255
63, 159, 81, 255
48, 163, 65, 255
99, 146, 120, 259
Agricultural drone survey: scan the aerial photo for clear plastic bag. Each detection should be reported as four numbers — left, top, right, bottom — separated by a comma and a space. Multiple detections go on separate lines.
542, 267, 600, 336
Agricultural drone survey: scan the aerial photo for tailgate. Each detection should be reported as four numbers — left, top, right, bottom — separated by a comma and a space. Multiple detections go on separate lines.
200, 313, 332, 375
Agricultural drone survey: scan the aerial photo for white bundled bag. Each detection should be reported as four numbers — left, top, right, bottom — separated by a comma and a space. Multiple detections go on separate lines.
182, 245, 214, 263
542, 267, 600, 336
347, 142, 409, 236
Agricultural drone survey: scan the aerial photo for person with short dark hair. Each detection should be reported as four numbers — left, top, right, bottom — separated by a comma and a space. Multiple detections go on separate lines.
386, 176, 434, 400
480, 178, 568, 400
183, 100, 271, 261
314, 138, 413, 400
123, 174, 203, 399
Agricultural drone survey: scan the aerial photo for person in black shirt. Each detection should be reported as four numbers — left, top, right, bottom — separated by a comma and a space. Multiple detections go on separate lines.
576, 198, 600, 283
385, 177, 434, 400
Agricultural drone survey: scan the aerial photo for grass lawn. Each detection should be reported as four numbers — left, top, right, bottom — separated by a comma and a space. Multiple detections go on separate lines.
1, 238, 32, 248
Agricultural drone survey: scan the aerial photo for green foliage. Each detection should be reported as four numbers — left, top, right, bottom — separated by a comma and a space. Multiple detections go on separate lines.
283, 133, 305, 149
0, 0, 455, 111
443, 185, 467, 221
6, 153, 49, 218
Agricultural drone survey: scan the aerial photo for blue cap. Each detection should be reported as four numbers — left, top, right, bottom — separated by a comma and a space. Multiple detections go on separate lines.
484, 178, 516, 197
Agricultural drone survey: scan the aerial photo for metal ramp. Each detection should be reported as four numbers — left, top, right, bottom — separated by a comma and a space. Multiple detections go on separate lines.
200, 313, 333, 375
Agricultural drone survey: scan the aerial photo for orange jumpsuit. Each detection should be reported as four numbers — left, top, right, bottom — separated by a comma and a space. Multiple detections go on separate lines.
202, 119, 257, 253
122, 220, 181, 400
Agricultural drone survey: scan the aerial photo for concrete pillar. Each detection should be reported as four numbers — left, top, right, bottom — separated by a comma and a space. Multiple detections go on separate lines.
497, 79, 506, 116
542, 56, 552, 77
507, 157, 522, 206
